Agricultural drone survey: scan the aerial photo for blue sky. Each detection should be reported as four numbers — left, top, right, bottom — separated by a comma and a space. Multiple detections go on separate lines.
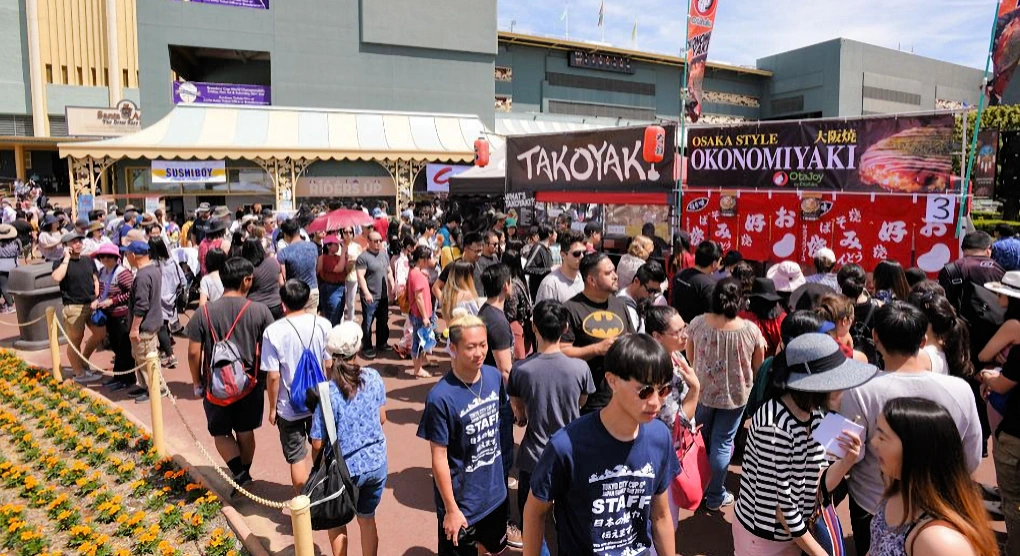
498, 0, 998, 70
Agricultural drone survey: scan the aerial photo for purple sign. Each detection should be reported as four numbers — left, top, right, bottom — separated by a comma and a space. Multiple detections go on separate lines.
172, 81, 271, 106
173, 0, 268, 9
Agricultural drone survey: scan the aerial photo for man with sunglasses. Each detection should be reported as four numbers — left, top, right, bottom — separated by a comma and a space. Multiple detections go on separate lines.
356, 231, 395, 359
474, 231, 501, 288
535, 231, 585, 304
523, 334, 679, 556
433, 231, 483, 305
617, 261, 667, 333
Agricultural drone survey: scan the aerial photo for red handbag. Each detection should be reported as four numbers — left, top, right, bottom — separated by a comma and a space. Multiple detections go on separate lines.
670, 417, 711, 511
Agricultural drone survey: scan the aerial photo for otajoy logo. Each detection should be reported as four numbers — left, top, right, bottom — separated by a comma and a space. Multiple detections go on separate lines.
772, 171, 789, 187
694, 0, 716, 16
686, 197, 709, 212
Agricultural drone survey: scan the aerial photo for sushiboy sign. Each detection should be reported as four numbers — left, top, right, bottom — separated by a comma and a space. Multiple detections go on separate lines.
151, 161, 227, 184
506, 124, 677, 192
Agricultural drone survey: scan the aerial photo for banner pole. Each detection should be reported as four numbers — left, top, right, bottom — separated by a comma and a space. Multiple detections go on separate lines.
958, 0, 1001, 238
676, 0, 692, 230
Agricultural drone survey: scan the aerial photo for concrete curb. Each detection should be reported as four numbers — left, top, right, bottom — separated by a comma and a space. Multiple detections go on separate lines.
76, 385, 273, 556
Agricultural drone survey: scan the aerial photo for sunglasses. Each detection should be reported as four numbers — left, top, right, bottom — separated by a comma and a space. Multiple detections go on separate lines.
634, 383, 673, 400
569, 249, 586, 258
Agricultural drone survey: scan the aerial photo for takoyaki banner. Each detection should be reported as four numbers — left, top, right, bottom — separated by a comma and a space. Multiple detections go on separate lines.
506, 124, 677, 193
686, 114, 955, 193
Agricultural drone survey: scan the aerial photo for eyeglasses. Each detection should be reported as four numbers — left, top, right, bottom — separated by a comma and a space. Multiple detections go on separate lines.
634, 383, 673, 400
371, 239, 384, 244
486, 242, 499, 247
665, 326, 687, 338
569, 250, 586, 258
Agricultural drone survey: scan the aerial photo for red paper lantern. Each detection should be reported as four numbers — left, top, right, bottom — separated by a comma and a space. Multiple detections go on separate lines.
473, 138, 490, 167
643, 125, 666, 163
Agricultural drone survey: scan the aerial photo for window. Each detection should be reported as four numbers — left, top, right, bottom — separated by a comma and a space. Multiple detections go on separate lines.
771, 96, 804, 114
103, 69, 109, 86
546, 72, 655, 96
61, 66, 68, 84
123, 69, 130, 88
495, 95, 512, 112
862, 86, 921, 106
495, 66, 512, 82
44, 64, 53, 84
126, 167, 271, 195
76, 67, 83, 85
547, 99, 656, 120
90, 68, 97, 86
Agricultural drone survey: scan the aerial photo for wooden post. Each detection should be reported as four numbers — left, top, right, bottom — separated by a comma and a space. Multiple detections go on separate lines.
290, 495, 314, 556
46, 307, 62, 382
146, 352, 165, 456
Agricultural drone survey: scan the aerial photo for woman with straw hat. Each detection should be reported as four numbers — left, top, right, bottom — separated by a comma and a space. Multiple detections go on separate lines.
0, 224, 19, 313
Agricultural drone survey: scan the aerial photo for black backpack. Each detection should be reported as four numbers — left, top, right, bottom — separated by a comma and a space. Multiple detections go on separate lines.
302, 382, 358, 530
850, 300, 883, 367
943, 262, 1005, 366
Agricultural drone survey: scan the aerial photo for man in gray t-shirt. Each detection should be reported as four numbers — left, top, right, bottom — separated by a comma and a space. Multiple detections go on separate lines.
840, 301, 981, 556
535, 232, 585, 304
355, 230, 394, 358
508, 299, 594, 539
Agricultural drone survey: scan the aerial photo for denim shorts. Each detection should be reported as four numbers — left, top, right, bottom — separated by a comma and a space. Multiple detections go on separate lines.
353, 463, 388, 517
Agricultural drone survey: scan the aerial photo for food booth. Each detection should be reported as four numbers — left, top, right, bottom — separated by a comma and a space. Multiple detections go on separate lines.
681, 113, 963, 275
451, 124, 679, 251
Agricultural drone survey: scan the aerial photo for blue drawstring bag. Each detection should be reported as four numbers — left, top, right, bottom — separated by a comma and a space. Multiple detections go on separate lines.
417, 325, 438, 354
287, 320, 327, 415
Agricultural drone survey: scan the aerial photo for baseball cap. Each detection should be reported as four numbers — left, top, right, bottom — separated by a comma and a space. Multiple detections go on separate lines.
122, 241, 150, 255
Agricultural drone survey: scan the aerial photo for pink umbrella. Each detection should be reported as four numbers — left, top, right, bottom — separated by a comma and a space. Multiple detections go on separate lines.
305, 208, 374, 234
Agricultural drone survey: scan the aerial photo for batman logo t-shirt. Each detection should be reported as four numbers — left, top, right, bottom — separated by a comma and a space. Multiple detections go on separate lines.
562, 292, 634, 413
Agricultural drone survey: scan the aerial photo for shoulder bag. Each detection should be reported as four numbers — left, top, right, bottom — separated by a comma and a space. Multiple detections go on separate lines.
669, 414, 710, 511
302, 382, 359, 530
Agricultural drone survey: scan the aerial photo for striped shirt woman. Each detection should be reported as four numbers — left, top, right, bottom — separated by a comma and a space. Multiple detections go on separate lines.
734, 397, 829, 548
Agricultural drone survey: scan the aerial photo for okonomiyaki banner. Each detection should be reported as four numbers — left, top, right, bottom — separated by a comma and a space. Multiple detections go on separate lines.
506, 124, 677, 193
684, 0, 719, 122
988, 1, 1020, 105
686, 114, 955, 193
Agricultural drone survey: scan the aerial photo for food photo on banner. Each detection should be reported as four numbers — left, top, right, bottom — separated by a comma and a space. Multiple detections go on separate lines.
505, 124, 677, 192
973, 130, 1000, 198
686, 114, 955, 192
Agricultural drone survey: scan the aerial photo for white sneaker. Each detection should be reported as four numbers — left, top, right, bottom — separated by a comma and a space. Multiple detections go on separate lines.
74, 371, 103, 384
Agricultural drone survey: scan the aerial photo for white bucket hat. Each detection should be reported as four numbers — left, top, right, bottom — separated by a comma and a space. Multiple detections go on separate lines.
326, 322, 363, 359
767, 260, 806, 292
985, 271, 1020, 300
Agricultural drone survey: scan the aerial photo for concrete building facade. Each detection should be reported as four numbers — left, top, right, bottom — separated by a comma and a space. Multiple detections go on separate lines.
0, 0, 139, 190
756, 38, 986, 120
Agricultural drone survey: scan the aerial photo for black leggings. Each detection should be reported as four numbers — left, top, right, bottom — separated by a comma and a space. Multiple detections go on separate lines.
157, 321, 173, 358
107, 315, 136, 386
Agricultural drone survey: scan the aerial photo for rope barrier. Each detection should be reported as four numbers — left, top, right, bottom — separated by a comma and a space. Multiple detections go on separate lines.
0, 313, 46, 328
158, 372, 289, 510
53, 318, 148, 377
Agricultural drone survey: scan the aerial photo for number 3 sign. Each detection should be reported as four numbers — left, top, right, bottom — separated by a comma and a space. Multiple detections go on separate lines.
925, 195, 957, 224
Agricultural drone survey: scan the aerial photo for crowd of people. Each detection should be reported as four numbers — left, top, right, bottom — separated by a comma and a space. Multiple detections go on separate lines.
5, 190, 1015, 555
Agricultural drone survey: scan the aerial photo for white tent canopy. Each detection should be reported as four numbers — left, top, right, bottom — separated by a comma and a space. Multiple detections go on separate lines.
58, 104, 488, 162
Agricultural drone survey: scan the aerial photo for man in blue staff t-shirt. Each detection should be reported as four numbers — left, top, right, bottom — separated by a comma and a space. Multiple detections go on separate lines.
418, 315, 510, 556
524, 334, 680, 556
